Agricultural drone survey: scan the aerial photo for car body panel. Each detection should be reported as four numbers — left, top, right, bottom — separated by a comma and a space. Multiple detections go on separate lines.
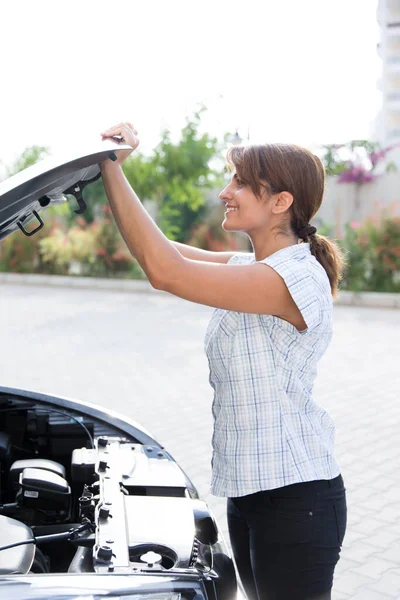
0, 141, 129, 240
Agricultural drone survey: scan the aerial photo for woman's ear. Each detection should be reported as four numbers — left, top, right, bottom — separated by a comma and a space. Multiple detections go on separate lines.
271, 191, 294, 215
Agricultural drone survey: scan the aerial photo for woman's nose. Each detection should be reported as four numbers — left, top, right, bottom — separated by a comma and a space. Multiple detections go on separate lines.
219, 184, 231, 202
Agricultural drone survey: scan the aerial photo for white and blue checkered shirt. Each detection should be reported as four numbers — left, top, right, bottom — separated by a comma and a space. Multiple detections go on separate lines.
205, 243, 341, 498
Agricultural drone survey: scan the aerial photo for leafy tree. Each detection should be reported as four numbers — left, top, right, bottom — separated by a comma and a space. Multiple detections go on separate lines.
76, 178, 108, 224
122, 109, 223, 242
7, 145, 49, 176
68, 108, 224, 241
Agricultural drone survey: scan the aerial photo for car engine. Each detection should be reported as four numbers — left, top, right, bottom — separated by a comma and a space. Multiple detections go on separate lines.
0, 400, 225, 581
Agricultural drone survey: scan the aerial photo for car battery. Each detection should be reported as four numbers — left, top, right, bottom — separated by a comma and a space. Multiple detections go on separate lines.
9, 459, 66, 491
71, 447, 97, 483
17, 467, 71, 514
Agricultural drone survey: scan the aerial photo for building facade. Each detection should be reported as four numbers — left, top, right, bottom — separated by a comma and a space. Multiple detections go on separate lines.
376, 0, 400, 154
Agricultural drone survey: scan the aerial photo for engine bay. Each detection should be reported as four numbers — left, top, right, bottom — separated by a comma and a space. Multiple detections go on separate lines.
0, 395, 221, 578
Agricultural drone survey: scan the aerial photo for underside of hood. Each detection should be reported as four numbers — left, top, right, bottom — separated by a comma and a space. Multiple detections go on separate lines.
0, 141, 130, 241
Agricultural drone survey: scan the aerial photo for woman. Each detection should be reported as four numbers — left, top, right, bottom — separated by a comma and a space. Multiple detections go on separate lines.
100, 122, 347, 600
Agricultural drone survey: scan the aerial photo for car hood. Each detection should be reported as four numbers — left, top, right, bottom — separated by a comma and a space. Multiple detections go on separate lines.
0, 141, 130, 241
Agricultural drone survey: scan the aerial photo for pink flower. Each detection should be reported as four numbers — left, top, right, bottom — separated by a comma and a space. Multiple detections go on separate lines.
338, 166, 375, 184
350, 221, 361, 229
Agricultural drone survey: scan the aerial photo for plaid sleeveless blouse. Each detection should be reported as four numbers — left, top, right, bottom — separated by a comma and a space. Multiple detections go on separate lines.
204, 243, 341, 497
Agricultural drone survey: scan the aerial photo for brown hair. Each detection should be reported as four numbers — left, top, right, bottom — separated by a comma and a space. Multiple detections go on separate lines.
226, 143, 345, 296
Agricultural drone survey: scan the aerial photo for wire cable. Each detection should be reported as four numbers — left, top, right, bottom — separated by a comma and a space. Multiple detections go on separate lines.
0, 522, 94, 553
0, 538, 35, 552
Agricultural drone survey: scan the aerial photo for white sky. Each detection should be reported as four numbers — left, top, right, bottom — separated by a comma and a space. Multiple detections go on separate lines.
0, 0, 381, 170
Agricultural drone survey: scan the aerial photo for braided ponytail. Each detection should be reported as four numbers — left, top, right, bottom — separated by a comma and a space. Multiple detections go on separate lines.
308, 233, 345, 296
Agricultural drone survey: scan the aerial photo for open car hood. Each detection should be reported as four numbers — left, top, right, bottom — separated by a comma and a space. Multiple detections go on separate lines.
0, 141, 130, 241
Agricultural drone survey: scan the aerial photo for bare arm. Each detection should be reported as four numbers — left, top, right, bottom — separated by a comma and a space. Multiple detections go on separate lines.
117, 237, 236, 264
172, 242, 237, 264
99, 123, 305, 329
100, 160, 303, 326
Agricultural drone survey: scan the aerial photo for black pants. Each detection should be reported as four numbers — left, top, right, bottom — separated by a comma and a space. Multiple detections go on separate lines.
227, 475, 346, 600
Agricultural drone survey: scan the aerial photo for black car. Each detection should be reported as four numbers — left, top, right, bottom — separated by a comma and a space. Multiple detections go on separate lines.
0, 143, 240, 600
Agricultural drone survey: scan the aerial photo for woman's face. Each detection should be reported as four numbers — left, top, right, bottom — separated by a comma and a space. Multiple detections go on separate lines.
219, 173, 272, 234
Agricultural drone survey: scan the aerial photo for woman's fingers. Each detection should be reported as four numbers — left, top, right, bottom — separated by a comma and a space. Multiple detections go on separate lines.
101, 122, 137, 136
101, 127, 126, 138
101, 123, 139, 149
100, 122, 140, 165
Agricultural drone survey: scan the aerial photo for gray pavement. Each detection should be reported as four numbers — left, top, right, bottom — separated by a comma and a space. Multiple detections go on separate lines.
1, 283, 400, 599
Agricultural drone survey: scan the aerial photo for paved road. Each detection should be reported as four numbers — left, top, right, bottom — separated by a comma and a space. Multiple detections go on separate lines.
1, 283, 400, 599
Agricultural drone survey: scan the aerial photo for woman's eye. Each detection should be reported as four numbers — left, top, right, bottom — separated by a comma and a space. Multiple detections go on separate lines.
236, 178, 244, 187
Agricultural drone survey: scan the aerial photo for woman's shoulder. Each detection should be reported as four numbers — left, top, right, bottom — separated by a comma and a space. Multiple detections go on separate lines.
261, 243, 330, 290
259, 244, 332, 333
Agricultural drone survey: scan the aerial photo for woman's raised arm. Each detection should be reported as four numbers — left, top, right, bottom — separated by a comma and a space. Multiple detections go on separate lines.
172, 242, 236, 264
99, 123, 301, 325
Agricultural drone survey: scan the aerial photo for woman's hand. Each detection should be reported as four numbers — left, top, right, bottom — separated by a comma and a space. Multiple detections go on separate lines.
100, 122, 140, 166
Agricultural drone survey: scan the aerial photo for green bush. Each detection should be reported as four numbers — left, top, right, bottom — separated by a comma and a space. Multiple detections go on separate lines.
0, 206, 146, 280
86, 206, 145, 279
39, 224, 97, 275
340, 217, 400, 293
0, 211, 61, 274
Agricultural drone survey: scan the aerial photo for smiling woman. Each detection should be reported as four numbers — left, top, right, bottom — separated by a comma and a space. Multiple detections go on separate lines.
100, 122, 347, 600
